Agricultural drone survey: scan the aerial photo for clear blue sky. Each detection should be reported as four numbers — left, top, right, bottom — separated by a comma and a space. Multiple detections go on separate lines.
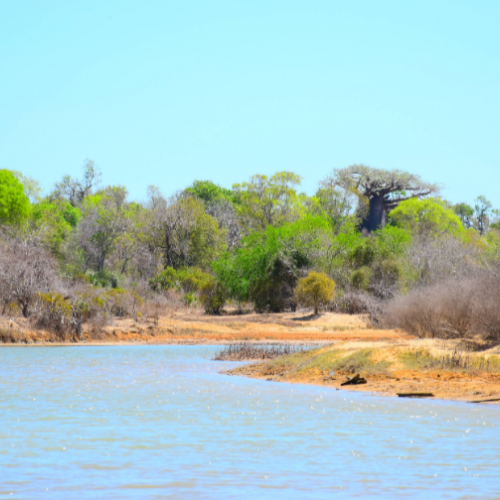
1, 1, 498, 204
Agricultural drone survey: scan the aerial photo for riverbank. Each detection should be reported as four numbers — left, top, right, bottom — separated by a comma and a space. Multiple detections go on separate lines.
0, 309, 404, 344
225, 339, 500, 404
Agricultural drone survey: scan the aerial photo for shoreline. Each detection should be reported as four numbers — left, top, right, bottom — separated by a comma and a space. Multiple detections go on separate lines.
223, 340, 500, 405
4, 310, 500, 405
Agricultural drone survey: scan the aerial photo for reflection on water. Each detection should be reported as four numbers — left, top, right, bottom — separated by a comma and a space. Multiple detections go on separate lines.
0, 346, 498, 499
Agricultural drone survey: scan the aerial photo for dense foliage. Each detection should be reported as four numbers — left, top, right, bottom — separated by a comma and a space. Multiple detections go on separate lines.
0, 161, 499, 340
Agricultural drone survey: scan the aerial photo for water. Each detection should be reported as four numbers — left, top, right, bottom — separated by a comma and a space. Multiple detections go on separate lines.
0, 346, 498, 499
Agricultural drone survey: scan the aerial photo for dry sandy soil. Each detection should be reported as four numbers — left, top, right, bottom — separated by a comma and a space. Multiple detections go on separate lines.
226, 338, 500, 404
0, 309, 402, 344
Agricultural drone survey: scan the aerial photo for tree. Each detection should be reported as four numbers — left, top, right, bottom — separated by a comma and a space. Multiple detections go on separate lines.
0, 170, 31, 225
52, 160, 101, 207
454, 202, 474, 229
147, 188, 226, 271
31, 199, 81, 258
214, 216, 331, 311
232, 171, 305, 231
314, 178, 358, 232
185, 181, 241, 249
76, 186, 134, 274
474, 196, 492, 236
326, 165, 439, 233
390, 198, 465, 236
185, 180, 234, 204
294, 271, 335, 315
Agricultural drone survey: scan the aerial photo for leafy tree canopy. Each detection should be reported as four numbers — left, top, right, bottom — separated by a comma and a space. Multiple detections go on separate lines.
185, 180, 235, 204
390, 198, 464, 236
0, 169, 31, 225
214, 215, 331, 311
232, 171, 305, 231
31, 199, 81, 257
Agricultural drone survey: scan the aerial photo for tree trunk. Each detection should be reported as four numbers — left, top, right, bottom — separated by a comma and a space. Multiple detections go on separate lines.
314, 304, 319, 316
165, 230, 174, 268
361, 195, 387, 234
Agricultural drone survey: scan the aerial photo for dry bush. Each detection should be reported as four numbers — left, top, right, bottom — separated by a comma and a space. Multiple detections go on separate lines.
34, 292, 75, 340
405, 234, 481, 286
379, 272, 500, 341
331, 288, 380, 316
143, 290, 183, 326
213, 343, 308, 361
0, 234, 61, 318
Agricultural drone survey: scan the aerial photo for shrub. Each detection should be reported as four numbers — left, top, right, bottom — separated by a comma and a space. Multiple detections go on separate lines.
378, 272, 500, 341
199, 280, 226, 315
294, 271, 336, 315
351, 266, 372, 290
35, 292, 73, 338
149, 267, 212, 305
0, 235, 60, 318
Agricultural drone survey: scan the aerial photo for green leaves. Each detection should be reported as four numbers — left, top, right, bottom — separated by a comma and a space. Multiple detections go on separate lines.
390, 198, 464, 236
0, 170, 31, 225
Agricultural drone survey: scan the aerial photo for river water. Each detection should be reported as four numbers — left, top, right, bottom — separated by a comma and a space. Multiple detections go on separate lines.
0, 346, 498, 499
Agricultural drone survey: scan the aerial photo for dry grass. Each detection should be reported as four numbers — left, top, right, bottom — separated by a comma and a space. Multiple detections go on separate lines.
213, 343, 309, 361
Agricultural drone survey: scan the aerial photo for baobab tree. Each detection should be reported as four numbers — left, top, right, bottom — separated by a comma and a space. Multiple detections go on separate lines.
326, 165, 439, 233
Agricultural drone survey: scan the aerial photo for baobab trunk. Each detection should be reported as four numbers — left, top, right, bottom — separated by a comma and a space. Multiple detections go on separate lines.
360, 195, 387, 234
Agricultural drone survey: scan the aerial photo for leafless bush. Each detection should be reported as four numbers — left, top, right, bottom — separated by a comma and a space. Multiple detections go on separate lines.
405, 234, 481, 286
330, 288, 380, 316
379, 272, 500, 341
213, 343, 309, 361
0, 234, 61, 318
143, 289, 183, 326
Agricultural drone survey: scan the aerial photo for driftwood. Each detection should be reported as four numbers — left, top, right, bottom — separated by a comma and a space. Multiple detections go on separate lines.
397, 393, 434, 398
467, 398, 500, 404
341, 374, 367, 386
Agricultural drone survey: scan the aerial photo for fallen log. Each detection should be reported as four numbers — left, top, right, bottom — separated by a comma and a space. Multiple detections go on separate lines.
397, 393, 434, 398
467, 398, 500, 404
341, 374, 367, 386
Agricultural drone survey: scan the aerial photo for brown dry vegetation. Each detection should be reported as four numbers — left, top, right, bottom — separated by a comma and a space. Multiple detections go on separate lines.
0, 309, 404, 345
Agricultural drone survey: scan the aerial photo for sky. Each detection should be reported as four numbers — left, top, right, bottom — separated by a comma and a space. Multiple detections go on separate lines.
1, 0, 499, 204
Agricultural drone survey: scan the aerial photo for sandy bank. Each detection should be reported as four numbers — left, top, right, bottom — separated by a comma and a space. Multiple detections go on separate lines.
224, 339, 500, 405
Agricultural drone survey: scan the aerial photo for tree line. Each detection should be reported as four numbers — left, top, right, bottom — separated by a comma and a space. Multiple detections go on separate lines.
0, 162, 499, 341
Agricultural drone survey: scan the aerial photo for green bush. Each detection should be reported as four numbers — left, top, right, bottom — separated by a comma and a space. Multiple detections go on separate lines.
351, 266, 372, 290
149, 267, 212, 294
200, 280, 226, 315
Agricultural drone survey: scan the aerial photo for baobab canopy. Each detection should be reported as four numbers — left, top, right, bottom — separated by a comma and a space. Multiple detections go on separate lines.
329, 165, 440, 233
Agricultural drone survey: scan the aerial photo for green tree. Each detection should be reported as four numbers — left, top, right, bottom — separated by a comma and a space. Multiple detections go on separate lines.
214, 215, 331, 311
0, 170, 31, 225
454, 202, 474, 229
31, 199, 81, 258
390, 198, 464, 236
474, 196, 492, 236
232, 171, 305, 231
294, 271, 335, 315
185, 180, 234, 204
